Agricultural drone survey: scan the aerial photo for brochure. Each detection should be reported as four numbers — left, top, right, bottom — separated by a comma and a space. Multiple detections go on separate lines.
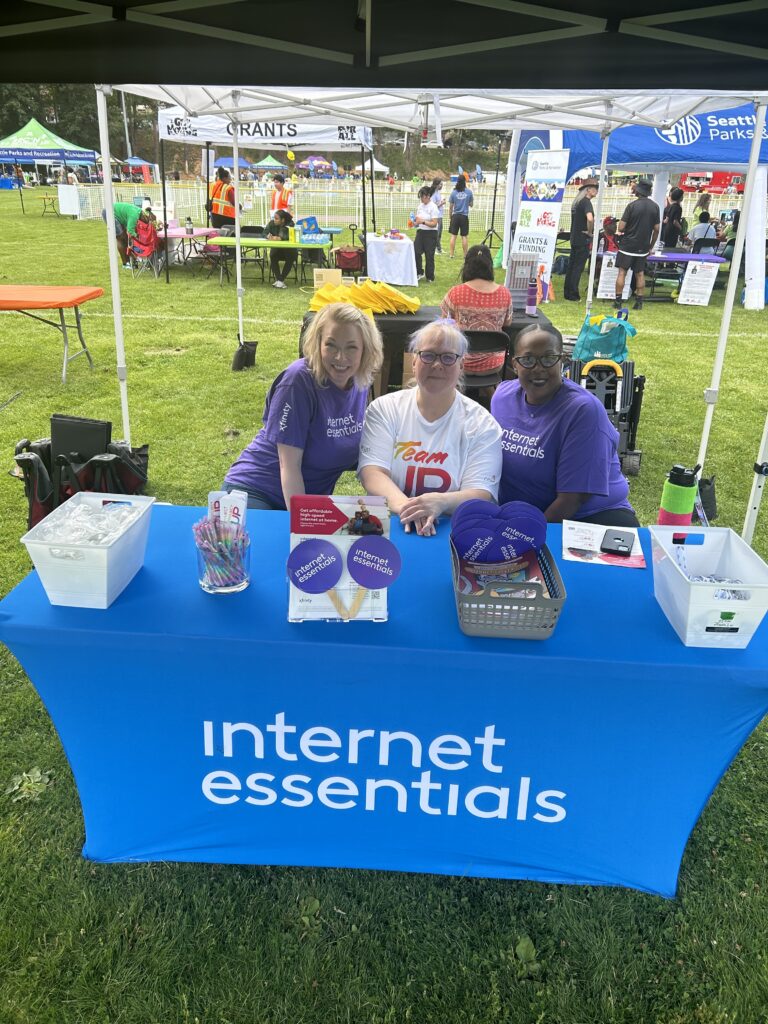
288, 495, 397, 622
562, 519, 646, 569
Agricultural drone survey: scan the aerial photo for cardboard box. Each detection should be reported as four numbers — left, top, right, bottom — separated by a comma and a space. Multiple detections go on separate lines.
313, 268, 342, 290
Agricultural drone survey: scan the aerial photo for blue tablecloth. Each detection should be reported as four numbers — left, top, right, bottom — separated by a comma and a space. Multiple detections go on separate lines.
1, 505, 766, 897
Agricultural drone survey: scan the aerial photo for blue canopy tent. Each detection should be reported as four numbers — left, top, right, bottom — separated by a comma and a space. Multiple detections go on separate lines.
563, 103, 768, 179
213, 155, 252, 170
558, 104, 768, 527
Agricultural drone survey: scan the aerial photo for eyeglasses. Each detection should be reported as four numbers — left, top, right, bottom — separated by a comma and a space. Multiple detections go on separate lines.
512, 353, 562, 369
416, 350, 461, 366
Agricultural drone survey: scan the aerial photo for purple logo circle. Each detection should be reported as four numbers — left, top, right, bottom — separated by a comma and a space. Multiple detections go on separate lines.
287, 539, 343, 593
347, 536, 401, 588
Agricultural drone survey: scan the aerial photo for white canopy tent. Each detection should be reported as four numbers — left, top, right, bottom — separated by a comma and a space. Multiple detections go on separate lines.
355, 156, 389, 174
96, 86, 768, 507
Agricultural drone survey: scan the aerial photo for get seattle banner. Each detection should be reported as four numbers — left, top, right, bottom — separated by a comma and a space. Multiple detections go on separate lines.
158, 106, 372, 151
511, 149, 569, 301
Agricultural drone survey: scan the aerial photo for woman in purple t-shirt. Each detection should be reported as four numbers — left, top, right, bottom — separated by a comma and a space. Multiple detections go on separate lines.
223, 303, 383, 510
490, 324, 639, 527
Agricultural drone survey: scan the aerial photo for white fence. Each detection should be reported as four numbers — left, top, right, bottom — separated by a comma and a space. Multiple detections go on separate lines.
75, 180, 748, 235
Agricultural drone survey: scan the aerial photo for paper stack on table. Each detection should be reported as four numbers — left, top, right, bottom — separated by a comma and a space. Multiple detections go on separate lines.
309, 280, 420, 315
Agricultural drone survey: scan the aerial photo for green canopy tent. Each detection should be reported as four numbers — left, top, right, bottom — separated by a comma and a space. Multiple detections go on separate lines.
0, 117, 97, 211
252, 154, 287, 170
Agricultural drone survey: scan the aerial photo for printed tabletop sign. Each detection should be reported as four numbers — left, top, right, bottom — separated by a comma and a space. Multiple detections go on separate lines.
288, 495, 396, 622
677, 260, 719, 306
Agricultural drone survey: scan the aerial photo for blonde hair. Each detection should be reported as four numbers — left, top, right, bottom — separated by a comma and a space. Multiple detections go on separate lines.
303, 303, 383, 390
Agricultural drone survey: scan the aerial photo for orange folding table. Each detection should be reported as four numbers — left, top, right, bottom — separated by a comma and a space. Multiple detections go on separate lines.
0, 286, 103, 382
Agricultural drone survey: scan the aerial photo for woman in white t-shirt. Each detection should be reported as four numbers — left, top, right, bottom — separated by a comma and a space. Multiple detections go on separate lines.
413, 185, 440, 283
430, 178, 446, 254
358, 319, 502, 536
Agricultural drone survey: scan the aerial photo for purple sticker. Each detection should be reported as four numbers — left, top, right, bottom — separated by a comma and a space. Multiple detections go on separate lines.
287, 539, 343, 593
347, 536, 402, 588
451, 526, 499, 562
452, 498, 499, 531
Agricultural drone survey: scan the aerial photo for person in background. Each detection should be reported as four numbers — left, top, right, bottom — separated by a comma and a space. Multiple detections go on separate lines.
563, 177, 598, 301
209, 167, 236, 228
413, 185, 440, 284
430, 178, 446, 254
65, 166, 78, 186
270, 173, 293, 216
721, 210, 740, 262
600, 216, 620, 253
102, 201, 156, 268
687, 211, 720, 246
359, 319, 502, 537
223, 303, 382, 510
265, 208, 297, 289
448, 176, 474, 259
692, 189, 711, 217
491, 324, 639, 527
440, 244, 513, 378
661, 186, 685, 247
614, 179, 660, 311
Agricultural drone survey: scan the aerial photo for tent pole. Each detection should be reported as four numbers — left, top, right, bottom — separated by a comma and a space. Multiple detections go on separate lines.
360, 144, 368, 264
231, 107, 246, 349
585, 104, 612, 315
502, 129, 520, 279
205, 142, 211, 227
159, 138, 170, 284
121, 91, 132, 158
95, 85, 131, 445
742, 410, 768, 546
369, 144, 376, 232
16, 165, 25, 214
696, 100, 767, 475
743, 164, 766, 311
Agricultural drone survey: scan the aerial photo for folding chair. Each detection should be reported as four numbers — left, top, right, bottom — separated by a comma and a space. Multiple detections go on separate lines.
240, 226, 267, 281
462, 330, 509, 407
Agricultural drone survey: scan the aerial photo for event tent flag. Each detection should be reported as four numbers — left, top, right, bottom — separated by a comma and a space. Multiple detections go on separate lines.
0, 117, 96, 163
157, 106, 372, 151
562, 104, 768, 179
253, 154, 287, 169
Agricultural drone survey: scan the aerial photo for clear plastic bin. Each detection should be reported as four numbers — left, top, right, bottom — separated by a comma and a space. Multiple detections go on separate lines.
21, 492, 155, 609
649, 526, 768, 648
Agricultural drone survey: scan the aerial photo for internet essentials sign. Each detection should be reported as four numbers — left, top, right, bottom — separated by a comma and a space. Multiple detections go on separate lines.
564, 104, 768, 178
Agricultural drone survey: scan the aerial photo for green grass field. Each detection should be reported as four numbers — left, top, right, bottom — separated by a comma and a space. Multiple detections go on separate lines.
1, 191, 767, 1024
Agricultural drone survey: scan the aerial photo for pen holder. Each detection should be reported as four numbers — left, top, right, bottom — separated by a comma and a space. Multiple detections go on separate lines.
196, 529, 250, 594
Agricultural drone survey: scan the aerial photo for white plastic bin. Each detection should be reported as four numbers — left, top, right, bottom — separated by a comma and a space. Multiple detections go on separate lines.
649, 526, 768, 649
21, 492, 155, 609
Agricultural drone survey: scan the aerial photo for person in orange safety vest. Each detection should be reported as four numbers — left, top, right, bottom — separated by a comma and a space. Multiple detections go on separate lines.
270, 173, 293, 216
209, 167, 236, 227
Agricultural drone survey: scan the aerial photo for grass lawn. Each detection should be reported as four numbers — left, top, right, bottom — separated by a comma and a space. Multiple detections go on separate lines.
1, 191, 767, 1024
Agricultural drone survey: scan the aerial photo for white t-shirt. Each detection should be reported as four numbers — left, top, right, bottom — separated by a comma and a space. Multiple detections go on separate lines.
415, 200, 440, 230
358, 388, 502, 499
688, 222, 717, 243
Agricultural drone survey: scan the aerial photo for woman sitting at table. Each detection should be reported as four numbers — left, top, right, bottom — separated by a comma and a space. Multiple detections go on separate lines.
490, 323, 640, 527
358, 319, 502, 537
266, 208, 297, 289
440, 244, 513, 377
222, 303, 383, 510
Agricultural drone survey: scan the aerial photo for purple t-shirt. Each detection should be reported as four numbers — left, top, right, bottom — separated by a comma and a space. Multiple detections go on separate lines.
225, 358, 367, 508
490, 378, 632, 519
